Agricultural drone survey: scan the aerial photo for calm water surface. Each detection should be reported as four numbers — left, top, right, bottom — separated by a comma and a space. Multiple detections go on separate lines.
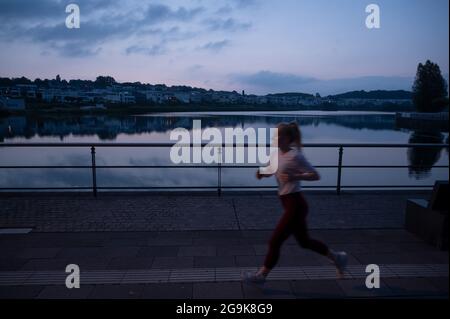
0, 111, 448, 190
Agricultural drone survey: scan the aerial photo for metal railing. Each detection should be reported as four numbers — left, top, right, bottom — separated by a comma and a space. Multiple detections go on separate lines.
0, 143, 448, 196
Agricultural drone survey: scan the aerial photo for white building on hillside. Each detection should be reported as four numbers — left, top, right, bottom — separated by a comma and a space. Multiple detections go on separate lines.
337, 98, 412, 106
173, 92, 191, 103
104, 92, 136, 104
145, 90, 171, 103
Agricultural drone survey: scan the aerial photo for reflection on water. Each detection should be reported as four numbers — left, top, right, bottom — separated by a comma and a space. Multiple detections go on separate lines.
0, 112, 448, 189
407, 131, 445, 179
0, 113, 396, 141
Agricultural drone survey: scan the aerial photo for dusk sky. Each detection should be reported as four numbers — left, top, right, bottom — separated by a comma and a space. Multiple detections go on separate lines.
0, 0, 448, 95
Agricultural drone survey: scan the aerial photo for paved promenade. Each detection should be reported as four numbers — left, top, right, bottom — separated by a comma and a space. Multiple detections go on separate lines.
0, 190, 431, 231
0, 191, 448, 299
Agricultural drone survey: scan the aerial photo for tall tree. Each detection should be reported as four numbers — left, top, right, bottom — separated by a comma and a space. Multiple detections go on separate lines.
412, 60, 448, 112
95, 76, 116, 88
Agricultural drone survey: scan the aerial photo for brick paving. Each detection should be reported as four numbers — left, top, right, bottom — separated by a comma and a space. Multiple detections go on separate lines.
0, 190, 447, 299
0, 190, 430, 232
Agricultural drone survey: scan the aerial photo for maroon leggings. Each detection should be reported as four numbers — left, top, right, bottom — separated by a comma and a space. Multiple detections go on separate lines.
264, 192, 329, 269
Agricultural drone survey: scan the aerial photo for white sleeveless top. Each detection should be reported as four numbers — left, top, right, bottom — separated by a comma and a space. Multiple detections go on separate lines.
260, 148, 317, 195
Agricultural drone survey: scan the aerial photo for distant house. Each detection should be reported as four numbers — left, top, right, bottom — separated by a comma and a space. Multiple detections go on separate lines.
256, 96, 268, 104
120, 92, 136, 104
189, 92, 202, 104
9, 88, 21, 98
337, 98, 412, 107
16, 84, 38, 99
298, 97, 322, 106
243, 95, 258, 104
330, 90, 413, 108
79, 92, 99, 103
0, 96, 26, 110
104, 93, 121, 103
173, 92, 191, 104
104, 92, 136, 104
212, 91, 242, 104
145, 90, 171, 103
26, 90, 37, 99
42, 89, 62, 102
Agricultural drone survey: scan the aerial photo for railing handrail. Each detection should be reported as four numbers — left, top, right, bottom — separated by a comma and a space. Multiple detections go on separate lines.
0, 142, 448, 197
0, 142, 448, 148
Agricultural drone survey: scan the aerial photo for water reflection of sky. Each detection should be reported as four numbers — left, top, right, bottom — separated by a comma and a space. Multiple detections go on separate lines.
0, 112, 448, 190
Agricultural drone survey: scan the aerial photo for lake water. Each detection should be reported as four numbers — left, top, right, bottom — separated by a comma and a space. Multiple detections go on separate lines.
0, 111, 448, 191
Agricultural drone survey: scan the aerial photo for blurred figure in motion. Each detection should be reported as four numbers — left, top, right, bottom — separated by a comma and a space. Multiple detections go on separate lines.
242, 122, 348, 284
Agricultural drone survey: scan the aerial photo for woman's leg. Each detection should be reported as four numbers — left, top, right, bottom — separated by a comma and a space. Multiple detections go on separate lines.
242, 194, 296, 282
292, 193, 329, 256
293, 216, 329, 256
259, 194, 297, 274
292, 193, 348, 277
263, 209, 295, 270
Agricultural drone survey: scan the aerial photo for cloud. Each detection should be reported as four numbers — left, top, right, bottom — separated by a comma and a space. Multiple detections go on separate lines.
204, 18, 251, 32
199, 40, 230, 52
232, 71, 315, 91
0, 19, 134, 57
0, 1, 255, 59
0, 0, 119, 22
139, 26, 198, 42
187, 64, 204, 72
142, 4, 204, 24
0, 2, 205, 57
0, 0, 61, 21
228, 0, 260, 9
50, 41, 103, 57
214, 0, 260, 15
126, 44, 165, 56
215, 6, 233, 15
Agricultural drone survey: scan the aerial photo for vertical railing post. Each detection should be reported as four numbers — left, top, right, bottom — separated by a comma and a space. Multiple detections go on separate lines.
336, 146, 343, 195
217, 146, 222, 197
91, 146, 97, 198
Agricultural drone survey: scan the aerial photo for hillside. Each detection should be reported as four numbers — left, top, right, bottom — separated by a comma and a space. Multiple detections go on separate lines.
330, 90, 412, 100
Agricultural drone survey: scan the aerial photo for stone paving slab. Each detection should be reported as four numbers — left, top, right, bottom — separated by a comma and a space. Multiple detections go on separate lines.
1, 264, 448, 286
0, 229, 447, 272
290, 279, 346, 298
37, 285, 95, 299
242, 281, 296, 299
0, 274, 447, 299
193, 282, 244, 299
0, 191, 430, 231
0, 191, 448, 299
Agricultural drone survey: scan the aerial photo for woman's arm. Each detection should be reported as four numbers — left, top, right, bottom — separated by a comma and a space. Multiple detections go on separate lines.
256, 168, 273, 180
295, 170, 320, 181
279, 152, 321, 182
279, 170, 320, 182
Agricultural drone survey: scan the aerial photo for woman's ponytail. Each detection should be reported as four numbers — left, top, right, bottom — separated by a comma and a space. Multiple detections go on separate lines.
288, 121, 302, 150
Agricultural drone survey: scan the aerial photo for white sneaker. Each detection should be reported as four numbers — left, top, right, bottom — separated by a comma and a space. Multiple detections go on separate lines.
241, 271, 266, 285
334, 251, 348, 278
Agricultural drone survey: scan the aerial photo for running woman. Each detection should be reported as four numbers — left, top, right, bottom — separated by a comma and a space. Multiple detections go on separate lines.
242, 122, 348, 284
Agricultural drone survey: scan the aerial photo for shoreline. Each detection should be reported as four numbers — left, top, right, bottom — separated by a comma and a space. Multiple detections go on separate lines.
0, 103, 417, 118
